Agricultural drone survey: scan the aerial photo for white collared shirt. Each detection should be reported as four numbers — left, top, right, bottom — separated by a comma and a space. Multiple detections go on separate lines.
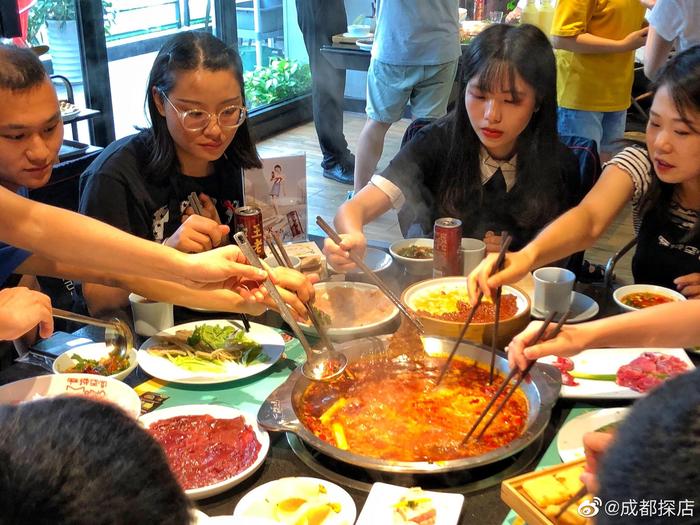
370, 148, 518, 209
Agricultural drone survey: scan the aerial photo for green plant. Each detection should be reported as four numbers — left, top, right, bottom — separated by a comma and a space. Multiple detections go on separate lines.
27, 0, 116, 45
243, 58, 312, 109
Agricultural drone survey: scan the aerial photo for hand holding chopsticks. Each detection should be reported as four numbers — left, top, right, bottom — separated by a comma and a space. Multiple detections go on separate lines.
315, 216, 425, 334
461, 309, 571, 445
434, 234, 513, 386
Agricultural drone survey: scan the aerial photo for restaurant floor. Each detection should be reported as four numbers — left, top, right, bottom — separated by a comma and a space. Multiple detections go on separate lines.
257, 111, 635, 284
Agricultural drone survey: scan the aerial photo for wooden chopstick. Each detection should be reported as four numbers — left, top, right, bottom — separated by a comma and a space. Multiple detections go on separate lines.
488, 231, 509, 385
554, 485, 588, 520
270, 232, 337, 355
315, 216, 425, 334
463, 309, 570, 444
434, 234, 513, 387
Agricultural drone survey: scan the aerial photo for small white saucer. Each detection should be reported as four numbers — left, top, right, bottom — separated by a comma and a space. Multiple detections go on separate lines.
532, 291, 599, 323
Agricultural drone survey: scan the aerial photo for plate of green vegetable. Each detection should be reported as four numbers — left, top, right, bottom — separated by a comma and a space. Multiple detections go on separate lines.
138, 320, 285, 384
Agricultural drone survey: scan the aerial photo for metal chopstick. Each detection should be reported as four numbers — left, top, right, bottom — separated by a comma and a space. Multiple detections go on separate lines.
315, 216, 425, 334
434, 234, 512, 386
270, 232, 337, 355
464, 310, 571, 444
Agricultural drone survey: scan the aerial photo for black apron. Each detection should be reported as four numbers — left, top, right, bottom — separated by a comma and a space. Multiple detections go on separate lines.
632, 205, 700, 289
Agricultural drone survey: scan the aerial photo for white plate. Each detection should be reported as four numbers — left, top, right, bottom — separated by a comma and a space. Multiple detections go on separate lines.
356, 482, 464, 525
138, 320, 284, 384
299, 281, 399, 340
532, 291, 599, 323
0, 373, 141, 418
557, 407, 629, 462
140, 404, 269, 500
328, 247, 392, 275
355, 39, 373, 51
234, 476, 356, 525
540, 348, 695, 399
52, 342, 138, 381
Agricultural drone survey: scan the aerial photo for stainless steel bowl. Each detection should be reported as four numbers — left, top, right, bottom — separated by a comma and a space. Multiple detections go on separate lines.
258, 335, 561, 474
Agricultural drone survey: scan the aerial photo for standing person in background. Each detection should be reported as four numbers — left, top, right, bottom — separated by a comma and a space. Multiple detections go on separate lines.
644, 0, 700, 80
295, 0, 355, 185
551, 0, 648, 161
353, 0, 460, 194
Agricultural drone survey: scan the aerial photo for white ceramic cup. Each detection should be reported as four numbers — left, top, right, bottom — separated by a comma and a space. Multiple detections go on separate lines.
461, 238, 486, 275
347, 24, 370, 36
128, 293, 174, 337
533, 267, 575, 316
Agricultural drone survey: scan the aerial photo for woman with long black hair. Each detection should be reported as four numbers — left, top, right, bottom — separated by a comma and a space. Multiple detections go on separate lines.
470, 45, 700, 300
79, 32, 308, 316
324, 24, 580, 271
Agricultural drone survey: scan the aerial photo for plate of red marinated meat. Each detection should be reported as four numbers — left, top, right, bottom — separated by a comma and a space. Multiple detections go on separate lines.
541, 348, 694, 399
141, 404, 269, 499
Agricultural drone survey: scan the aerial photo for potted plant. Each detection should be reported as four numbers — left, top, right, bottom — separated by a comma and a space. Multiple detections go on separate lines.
28, 0, 115, 84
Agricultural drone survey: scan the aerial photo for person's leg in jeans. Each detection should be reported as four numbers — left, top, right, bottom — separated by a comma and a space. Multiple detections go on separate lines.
296, 0, 353, 183
599, 110, 627, 162
353, 61, 411, 192
557, 107, 604, 154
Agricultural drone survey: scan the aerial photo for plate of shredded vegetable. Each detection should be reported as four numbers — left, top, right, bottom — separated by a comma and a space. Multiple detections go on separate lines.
53, 342, 138, 381
137, 320, 285, 384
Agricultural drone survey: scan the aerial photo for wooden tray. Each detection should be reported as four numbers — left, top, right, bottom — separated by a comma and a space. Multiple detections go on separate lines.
332, 33, 372, 44
501, 459, 590, 525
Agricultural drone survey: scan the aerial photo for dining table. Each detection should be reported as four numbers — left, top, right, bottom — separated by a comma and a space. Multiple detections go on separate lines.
1, 238, 696, 525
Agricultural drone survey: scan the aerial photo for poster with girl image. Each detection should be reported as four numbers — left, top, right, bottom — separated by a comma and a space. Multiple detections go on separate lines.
243, 154, 307, 242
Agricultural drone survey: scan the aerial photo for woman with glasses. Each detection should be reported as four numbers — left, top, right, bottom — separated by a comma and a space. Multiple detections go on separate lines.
78, 31, 264, 316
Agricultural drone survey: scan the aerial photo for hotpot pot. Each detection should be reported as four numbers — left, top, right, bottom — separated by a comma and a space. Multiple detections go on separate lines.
258, 335, 561, 474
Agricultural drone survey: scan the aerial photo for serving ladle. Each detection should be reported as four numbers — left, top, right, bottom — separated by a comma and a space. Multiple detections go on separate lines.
232, 231, 347, 381
52, 308, 134, 359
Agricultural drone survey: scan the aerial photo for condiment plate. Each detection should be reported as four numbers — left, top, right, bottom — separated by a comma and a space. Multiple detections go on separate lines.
356, 482, 464, 525
140, 404, 269, 500
531, 291, 599, 323
233, 476, 356, 524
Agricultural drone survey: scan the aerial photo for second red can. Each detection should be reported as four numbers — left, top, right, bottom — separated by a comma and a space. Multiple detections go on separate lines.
433, 217, 462, 277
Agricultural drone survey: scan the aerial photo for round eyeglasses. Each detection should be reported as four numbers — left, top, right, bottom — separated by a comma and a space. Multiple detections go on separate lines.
160, 91, 247, 131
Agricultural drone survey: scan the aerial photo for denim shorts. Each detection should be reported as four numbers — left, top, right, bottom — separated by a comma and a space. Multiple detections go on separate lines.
366, 59, 458, 123
557, 107, 627, 155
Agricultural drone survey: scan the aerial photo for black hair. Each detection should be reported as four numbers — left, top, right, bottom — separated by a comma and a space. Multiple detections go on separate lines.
144, 31, 261, 181
596, 368, 700, 524
0, 397, 191, 525
0, 44, 49, 91
438, 24, 564, 232
640, 45, 700, 243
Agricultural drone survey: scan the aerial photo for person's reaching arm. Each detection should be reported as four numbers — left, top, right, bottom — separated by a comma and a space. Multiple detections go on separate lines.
0, 186, 264, 288
644, 26, 674, 80
0, 287, 53, 340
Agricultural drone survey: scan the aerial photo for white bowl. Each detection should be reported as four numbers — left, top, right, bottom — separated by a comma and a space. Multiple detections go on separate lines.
613, 283, 686, 312
347, 24, 370, 36
389, 238, 434, 276
52, 342, 138, 381
300, 281, 400, 341
140, 404, 269, 500
263, 254, 302, 271
0, 373, 141, 418
458, 7, 468, 20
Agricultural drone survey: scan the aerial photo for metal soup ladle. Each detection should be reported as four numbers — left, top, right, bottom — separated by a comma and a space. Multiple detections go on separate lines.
52, 308, 134, 359
232, 231, 347, 381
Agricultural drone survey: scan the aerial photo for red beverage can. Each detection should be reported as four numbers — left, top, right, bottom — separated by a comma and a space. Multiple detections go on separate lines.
286, 210, 304, 237
433, 217, 462, 277
234, 206, 265, 257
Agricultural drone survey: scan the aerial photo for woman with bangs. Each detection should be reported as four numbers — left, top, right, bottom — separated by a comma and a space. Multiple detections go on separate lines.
470, 45, 700, 301
324, 24, 580, 271
79, 32, 276, 316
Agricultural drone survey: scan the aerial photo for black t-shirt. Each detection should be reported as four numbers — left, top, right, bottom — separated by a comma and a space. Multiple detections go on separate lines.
78, 131, 245, 243
384, 120, 580, 251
